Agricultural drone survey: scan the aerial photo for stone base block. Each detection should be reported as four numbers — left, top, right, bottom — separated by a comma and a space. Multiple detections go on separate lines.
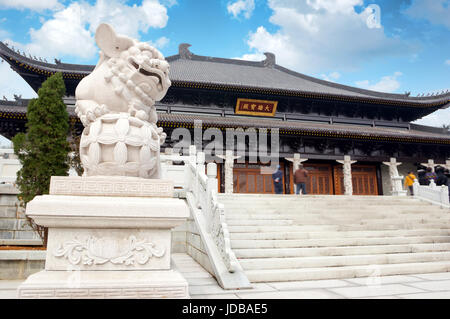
18, 269, 189, 299
392, 190, 407, 196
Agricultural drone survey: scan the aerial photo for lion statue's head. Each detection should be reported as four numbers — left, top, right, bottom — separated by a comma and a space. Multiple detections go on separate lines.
75, 23, 171, 126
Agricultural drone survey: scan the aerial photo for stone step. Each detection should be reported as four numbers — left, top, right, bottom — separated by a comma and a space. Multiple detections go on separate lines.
226, 216, 450, 225
218, 195, 420, 201
239, 251, 450, 270
225, 208, 446, 215
226, 219, 293, 226
234, 243, 450, 258
228, 223, 450, 233
245, 261, 450, 282
229, 229, 450, 240
231, 235, 450, 249
228, 225, 341, 233
222, 202, 433, 210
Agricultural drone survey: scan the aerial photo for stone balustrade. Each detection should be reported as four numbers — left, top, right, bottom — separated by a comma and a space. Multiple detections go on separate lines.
413, 179, 450, 208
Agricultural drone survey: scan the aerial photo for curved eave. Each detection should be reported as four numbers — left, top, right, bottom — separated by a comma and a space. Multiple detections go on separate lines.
171, 81, 450, 110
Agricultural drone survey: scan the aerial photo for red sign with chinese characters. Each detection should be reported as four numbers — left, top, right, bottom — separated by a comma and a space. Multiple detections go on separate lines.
235, 99, 278, 117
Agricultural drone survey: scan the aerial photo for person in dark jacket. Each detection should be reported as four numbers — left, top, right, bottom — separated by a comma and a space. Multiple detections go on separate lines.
445, 169, 450, 202
436, 166, 448, 186
417, 170, 427, 185
272, 165, 283, 194
294, 164, 308, 195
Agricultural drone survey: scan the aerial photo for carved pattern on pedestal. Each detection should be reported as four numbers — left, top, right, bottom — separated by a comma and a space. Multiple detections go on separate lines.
50, 176, 173, 197
80, 113, 163, 179
53, 236, 165, 266
19, 286, 188, 299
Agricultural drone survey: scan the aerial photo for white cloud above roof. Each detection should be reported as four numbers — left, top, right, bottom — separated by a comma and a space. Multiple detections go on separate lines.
0, 61, 37, 100
11, 0, 170, 60
238, 0, 412, 73
355, 72, 403, 93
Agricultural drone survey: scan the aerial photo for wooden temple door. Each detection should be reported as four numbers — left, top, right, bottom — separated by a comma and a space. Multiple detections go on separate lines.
334, 165, 378, 195
290, 164, 333, 195
303, 164, 334, 195
233, 163, 285, 194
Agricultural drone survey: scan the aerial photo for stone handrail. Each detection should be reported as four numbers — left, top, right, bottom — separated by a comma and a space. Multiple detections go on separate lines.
413, 179, 450, 208
160, 147, 250, 289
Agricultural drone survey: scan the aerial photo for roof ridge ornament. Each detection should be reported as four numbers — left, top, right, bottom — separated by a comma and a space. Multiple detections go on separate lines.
179, 43, 193, 59
263, 52, 276, 68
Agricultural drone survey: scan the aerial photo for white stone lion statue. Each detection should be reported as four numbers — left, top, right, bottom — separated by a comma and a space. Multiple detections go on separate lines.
75, 23, 171, 179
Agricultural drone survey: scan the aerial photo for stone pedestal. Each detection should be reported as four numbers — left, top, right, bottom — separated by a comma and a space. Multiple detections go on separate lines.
382, 158, 407, 196
391, 176, 407, 196
17, 176, 190, 299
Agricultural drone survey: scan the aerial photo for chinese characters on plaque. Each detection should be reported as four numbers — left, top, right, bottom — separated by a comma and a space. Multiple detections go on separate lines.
235, 98, 278, 117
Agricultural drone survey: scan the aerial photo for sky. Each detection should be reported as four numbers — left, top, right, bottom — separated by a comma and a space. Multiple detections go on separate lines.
0, 0, 449, 128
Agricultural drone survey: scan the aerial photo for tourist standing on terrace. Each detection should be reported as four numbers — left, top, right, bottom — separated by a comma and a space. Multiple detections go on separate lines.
404, 171, 416, 196
294, 164, 308, 195
272, 165, 283, 194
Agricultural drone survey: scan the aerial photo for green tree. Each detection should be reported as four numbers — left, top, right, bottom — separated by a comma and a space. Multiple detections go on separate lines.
12, 73, 70, 244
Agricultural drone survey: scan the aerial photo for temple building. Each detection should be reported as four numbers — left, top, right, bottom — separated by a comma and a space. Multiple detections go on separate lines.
0, 41, 449, 196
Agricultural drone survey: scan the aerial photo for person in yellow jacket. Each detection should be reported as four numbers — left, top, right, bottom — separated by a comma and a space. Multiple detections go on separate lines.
404, 171, 416, 196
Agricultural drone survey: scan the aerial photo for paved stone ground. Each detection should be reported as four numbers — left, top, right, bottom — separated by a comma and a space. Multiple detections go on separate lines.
2, 253, 450, 299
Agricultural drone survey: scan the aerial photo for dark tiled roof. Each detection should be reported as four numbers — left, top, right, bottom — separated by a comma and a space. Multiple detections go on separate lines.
1, 41, 449, 108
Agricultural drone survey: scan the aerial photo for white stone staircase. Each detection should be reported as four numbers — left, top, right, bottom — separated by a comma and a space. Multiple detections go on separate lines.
218, 194, 450, 283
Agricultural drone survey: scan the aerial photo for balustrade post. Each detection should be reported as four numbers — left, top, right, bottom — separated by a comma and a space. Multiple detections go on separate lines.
412, 179, 419, 198
196, 152, 205, 208
206, 163, 218, 232
440, 185, 450, 207
430, 179, 437, 189
184, 145, 196, 191
217, 150, 241, 194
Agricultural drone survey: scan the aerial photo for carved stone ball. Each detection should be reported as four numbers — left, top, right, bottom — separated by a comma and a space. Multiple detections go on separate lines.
80, 113, 163, 179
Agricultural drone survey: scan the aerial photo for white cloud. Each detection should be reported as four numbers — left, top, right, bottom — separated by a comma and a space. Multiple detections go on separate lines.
355, 72, 403, 93
239, 0, 412, 73
413, 107, 450, 128
149, 36, 170, 49
227, 0, 255, 19
15, 0, 170, 60
405, 0, 450, 29
0, 60, 37, 99
234, 52, 266, 61
446, 59, 450, 66
321, 71, 341, 82
0, 0, 62, 11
